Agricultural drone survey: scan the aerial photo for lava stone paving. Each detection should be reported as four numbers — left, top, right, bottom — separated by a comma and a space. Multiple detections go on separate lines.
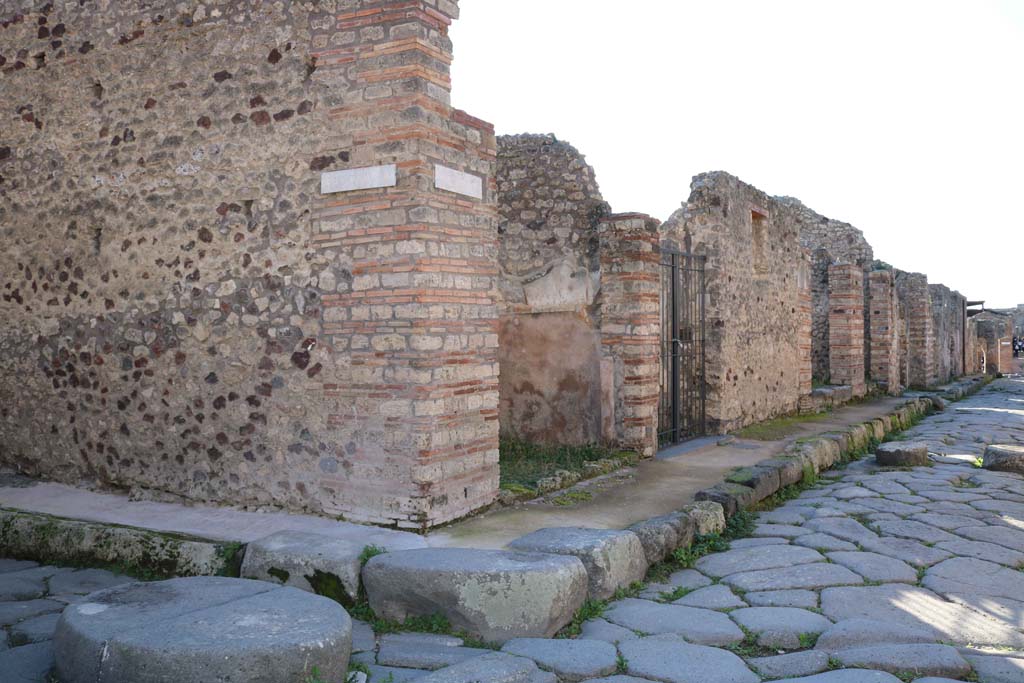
4, 381, 1024, 682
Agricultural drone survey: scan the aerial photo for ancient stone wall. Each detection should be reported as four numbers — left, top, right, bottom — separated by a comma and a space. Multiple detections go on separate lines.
495, 135, 609, 445
929, 284, 966, 384
0, 0, 500, 530
783, 197, 873, 384
868, 269, 902, 394
975, 312, 1015, 374
662, 173, 811, 433
827, 264, 866, 396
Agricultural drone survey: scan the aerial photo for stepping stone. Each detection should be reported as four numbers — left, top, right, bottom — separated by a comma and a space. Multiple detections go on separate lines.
825, 551, 918, 584
748, 650, 829, 679
858, 537, 952, 567
502, 638, 619, 681
0, 641, 55, 683
674, 585, 746, 610
983, 444, 1024, 474
814, 618, 936, 653
873, 520, 959, 544
414, 652, 544, 683
963, 653, 1024, 683
49, 569, 131, 596
9, 612, 60, 645
934, 539, 1024, 567
793, 533, 857, 552
579, 618, 638, 644
240, 531, 364, 603
363, 548, 587, 642
722, 563, 863, 592
695, 545, 824, 578
819, 584, 1024, 647
729, 607, 831, 649
805, 518, 878, 544
875, 442, 930, 467
53, 577, 352, 683
0, 599, 63, 627
745, 590, 818, 609
922, 557, 1024, 601
617, 635, 759, 683
507, 528, 647, 600
602, 599, 744, 646
832, 644, 971, 679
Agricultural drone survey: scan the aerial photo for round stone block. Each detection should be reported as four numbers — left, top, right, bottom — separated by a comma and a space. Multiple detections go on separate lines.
982, 444, 1024, 475
874, 442, 930, 467
362, 548, 587, 643
54, 576, 352, 683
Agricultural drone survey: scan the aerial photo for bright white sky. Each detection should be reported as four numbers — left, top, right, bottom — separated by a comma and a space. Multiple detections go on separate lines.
450, 1, 1023, 308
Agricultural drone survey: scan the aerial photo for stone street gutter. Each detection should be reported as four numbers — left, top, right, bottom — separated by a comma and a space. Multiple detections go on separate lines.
0, 508, 243, 579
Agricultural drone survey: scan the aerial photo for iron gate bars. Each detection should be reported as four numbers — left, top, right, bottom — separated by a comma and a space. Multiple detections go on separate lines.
658, 248, 707, 446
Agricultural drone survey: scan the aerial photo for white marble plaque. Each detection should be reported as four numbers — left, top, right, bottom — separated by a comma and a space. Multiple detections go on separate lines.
434, 164, 483, 200
320, 164, 397, 195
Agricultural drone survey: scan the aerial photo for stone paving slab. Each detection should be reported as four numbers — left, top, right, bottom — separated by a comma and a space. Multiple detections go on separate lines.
603, 599, 745, 646
617, 636, 759, 683
502, 638, 619, 681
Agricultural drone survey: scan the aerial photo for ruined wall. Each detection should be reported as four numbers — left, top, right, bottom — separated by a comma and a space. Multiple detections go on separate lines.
827, 264, 866, 395
976, 312, 1014, 374
783, 197, 873, 384
496, 134, 609, 445
868, 269, 902, 394
895, 271, 937, 388
929, 284, 966, 384
0, 0, 499, 530
662, 173, 811, 433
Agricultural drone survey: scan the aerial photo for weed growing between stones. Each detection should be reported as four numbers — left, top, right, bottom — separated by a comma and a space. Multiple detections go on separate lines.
727, 627, 776, 658
498, 438, 626, 490
556, 582, 647, 638
733, 411, 833, 441
551, 490, 593, 506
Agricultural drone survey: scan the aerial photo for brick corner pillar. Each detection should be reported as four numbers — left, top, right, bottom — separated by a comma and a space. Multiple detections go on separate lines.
599, 214, 661, 458
896, 272, 937, 389
311, 0, 499, 529
868, 270, 901, 395
828, 263, 866, 396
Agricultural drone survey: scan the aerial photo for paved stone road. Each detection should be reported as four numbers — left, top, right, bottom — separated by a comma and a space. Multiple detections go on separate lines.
2, 378, 1023, 682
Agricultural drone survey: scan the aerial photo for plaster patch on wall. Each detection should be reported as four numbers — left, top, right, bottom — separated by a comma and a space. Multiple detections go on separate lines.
320, 164, 397, 195
435, 164, 483, 199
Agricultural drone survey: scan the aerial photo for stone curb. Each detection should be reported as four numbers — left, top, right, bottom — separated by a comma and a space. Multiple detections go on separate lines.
0, 509, 242, 579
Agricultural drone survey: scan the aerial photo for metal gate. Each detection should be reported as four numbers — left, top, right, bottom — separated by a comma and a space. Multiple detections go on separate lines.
658, 249, 707, 446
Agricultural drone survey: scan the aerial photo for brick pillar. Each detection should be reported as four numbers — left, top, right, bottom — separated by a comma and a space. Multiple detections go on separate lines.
599, 214, 661, 458
797, 251, 814, 396
828, 264, 866, 396
312, 1, 499, 529
896, 272, 936, 388
868, 270, 901, 395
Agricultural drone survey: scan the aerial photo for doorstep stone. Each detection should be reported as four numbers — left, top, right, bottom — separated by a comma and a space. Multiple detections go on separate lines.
54, 577, 351, 683
875, 442, 930, 467
240, 530, 363, 603
507, 528, 647, 600
363, 548, 587, 642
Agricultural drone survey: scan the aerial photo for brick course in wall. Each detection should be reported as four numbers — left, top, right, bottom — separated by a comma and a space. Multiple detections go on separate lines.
0, 0, 498, 530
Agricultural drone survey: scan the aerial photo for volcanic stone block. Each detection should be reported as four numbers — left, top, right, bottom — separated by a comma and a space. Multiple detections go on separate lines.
362, 548, 587, 642
240, 531, 363, 603
54, 577, 352, 683
507, 528, 647, 600
694, 483, 757, 517
682, 502, 726, 535
726, 465, 782, 502
875, 442, 930, 467
982, 444, 1024, 474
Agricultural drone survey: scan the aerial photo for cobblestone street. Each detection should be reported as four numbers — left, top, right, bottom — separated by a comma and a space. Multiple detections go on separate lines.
2, 378, 1023, 682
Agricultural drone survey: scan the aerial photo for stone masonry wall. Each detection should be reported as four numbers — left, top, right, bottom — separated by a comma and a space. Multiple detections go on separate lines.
0, 0, 500, 530
868, 269, 902, 394
495, 134, 610, 446
827, 264, 866, 396
929, 283, 966, 384
784, 197, 874, 384
895, 271, 937, 388
662, 173, 811, 433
